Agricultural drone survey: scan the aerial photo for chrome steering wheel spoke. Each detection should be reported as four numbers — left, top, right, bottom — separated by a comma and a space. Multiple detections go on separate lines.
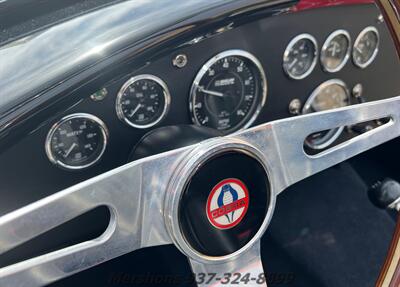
237, 96, 400, 194
189, 242, 266, 287
0, 96, 400, 286
0, 148, 189, 287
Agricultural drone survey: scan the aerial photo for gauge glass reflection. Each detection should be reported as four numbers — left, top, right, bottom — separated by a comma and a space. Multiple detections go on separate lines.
321, 30, 351, 72
45, 113, 108, 170
283, 34, 318, 80
116, 75, 170, 129
190, 50, 267, 133
303, 79, 350, 150
353, 27, 379, 68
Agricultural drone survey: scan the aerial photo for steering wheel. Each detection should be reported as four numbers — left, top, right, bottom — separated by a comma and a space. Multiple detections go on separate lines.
1, 96, 400, 287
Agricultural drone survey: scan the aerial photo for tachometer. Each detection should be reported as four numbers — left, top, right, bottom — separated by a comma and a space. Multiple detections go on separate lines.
303, 79, 350, 150
45, 113, 108, 170
116, 75, 170, 129
190, 50, 267, 133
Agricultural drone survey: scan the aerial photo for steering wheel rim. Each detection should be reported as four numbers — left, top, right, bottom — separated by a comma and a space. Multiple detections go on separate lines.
1, 96, 400, 287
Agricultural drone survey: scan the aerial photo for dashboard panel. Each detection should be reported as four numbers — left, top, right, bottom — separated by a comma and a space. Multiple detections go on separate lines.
0, 3, 399, 215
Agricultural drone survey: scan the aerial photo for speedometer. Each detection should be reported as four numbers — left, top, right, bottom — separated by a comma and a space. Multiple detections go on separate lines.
190, 50, 267, 133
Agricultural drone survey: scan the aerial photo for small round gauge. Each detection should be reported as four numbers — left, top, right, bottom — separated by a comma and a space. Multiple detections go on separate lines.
353, 26, 379, 68
116, 75, 170, 129
321, 30, 351, 72
303, 79, 350, 150
45, 113, 108, 170
190, 50, 267, 133
283, 34, 318, 80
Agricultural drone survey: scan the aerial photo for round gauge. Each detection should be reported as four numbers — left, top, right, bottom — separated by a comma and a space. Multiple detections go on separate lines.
320, 30, 351, 72
303, 79, 350, 150
45, 113, 108, 170
283, 34, 318, 80
353, 26, 379, 68
190, 50, 267, 133
116, 75, 170, 129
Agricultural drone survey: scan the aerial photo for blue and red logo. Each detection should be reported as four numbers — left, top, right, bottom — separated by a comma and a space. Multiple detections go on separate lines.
206, 178, 249, 230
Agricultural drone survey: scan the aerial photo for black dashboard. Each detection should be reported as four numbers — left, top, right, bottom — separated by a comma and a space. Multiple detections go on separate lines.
0, 2, 399, 216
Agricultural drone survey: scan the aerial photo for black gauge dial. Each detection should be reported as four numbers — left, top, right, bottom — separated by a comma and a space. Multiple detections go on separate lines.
190, 50, 267, 133
303, 79, 350, 150
283, 34, 318, 79
321, 30, 351, 72
45, 114, 108, 170
353, 26, 379, 68
116, 75, 170, 129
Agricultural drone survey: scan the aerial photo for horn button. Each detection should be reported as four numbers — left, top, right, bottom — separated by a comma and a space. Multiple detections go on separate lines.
178, 151, 270, 257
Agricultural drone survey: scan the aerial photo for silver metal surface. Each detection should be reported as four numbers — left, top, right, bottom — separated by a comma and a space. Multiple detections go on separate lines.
165, 139, 275, 264
0, 147, 190, 287
189, 49, 268, 133
189, 242, 266, 287
173, 54, 188, 68
2, 96, 400, 286
283, 33, 318, 80
45, 113, 109, 170
320, 29, 351, 73
288, 98, 302, 115
353, 26, 380, 69
302, 79, 350, 150
116, 74, 171, 129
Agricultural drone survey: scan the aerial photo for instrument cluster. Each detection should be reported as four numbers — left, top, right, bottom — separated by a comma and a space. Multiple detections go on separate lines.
45, 26, 380, 170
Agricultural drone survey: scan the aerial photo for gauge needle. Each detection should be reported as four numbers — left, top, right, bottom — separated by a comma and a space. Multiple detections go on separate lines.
129, 104, 142, 117
198, 86, 224, 97
288, 58, 298, 69
64, 143, 77, 158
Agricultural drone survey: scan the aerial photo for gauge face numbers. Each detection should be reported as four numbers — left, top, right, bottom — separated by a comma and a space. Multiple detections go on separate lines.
353, 27, 379, 68
303, 80, 350, 150
283, 34, 318, 80
190, 50, 267, 133
116, 75, 170, 129
46, 114, 108, 170
321, 30, 351, 72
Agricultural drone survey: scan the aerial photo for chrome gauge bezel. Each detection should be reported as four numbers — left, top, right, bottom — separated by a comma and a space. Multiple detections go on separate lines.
189, 49, 268, 133
116, 74, 171, 129
45, 113, 109, 170
352, 26, 380, 69
320, 29, 351, 73
283, 33, 318, 80
302, 79, 350, 150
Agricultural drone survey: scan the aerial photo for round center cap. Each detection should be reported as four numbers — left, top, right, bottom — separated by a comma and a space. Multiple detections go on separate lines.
178, 151, 270, 257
